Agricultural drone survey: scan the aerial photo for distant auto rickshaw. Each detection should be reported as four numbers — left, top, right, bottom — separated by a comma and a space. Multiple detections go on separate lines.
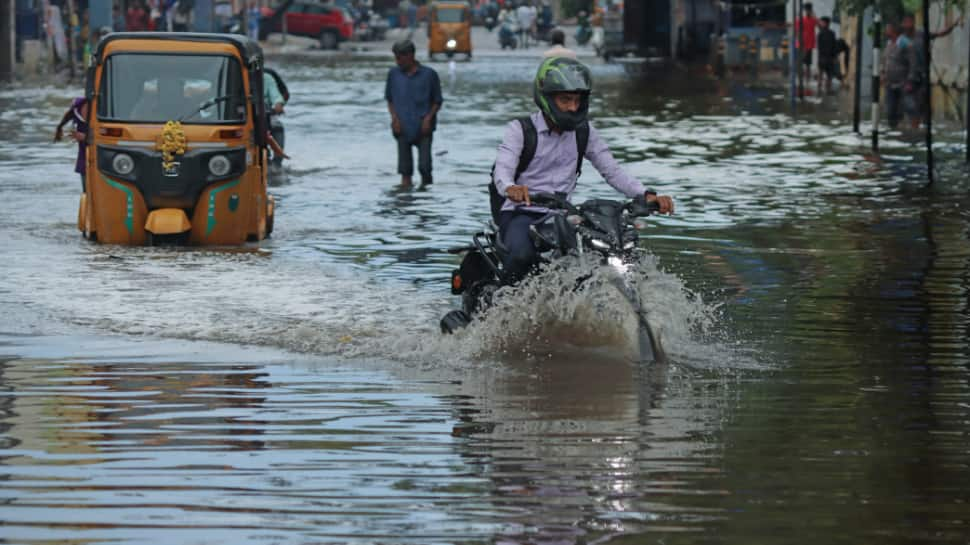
78, 32, 275, 245
428, 1, 472, 59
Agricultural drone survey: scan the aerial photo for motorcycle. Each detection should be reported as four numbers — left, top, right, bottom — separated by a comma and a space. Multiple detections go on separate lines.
440, 192, 666, 364
356, 11, 389, 41
498, 20, 519, 49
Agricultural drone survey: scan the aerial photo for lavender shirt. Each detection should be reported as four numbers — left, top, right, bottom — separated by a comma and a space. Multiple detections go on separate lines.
493, 112, 649, 212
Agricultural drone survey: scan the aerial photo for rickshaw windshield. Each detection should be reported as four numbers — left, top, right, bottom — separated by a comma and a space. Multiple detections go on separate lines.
435, 7, 465, 23
97, 53, 247, 124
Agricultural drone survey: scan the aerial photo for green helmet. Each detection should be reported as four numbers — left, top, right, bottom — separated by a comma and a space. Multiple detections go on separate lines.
534, 57, 592, 131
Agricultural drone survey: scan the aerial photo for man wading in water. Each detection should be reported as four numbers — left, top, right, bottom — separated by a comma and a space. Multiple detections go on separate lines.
385, 39, 443, 187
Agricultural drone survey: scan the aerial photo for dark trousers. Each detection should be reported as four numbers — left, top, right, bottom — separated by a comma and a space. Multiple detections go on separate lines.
886, 87, 904, 129
268, 114, 285, 165
396, 133, 433, 182
498, 210, 545, 283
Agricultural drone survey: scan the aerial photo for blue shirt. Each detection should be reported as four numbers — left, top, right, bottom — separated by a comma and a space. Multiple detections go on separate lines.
384, 64, 443, 143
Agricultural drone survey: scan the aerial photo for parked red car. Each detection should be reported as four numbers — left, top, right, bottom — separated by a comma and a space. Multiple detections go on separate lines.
262, 1, 354, 49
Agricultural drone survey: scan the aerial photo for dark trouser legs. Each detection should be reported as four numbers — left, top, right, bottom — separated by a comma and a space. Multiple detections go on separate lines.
396, 134, 433, 184
498, 211, 544, 283
886, 87, 903, 129
269, 119, 285, 165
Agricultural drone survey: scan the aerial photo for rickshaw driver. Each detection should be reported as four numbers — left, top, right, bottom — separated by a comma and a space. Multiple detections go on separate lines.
130, 77, 192, 121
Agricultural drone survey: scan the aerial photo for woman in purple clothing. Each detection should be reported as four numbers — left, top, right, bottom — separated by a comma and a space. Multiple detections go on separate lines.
53, 97, 89, 191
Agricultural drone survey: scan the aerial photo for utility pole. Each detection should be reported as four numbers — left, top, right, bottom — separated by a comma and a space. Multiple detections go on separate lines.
853, 13, 863, 133
790, 0, 797, 110
796, 0, 803, 100
65, 0, 77, 79
923, 0, 934, 184
871, 11, 881, 152
1, 0, 14, 82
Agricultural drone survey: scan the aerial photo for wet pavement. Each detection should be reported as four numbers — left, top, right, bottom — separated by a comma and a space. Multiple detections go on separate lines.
1, 40, 970, 544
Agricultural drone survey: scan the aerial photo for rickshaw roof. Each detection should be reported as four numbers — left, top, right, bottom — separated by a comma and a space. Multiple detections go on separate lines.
94, 32, 264, 65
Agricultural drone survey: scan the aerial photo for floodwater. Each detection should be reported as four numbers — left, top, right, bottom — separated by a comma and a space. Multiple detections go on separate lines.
2, 53, 970, 544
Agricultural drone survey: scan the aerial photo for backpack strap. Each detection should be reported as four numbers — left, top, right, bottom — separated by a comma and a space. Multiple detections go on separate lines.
513, 116, 537, 181
489, 116, 538, 223
575, 121, 589, 177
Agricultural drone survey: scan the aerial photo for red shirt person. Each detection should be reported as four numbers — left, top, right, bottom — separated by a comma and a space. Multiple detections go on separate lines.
126, 1, 149, 31
794, 2, 818, 78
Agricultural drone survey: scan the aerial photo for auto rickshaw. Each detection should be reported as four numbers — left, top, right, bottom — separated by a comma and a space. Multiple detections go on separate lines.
78, 32, 275, 245
428, 1, 472, 59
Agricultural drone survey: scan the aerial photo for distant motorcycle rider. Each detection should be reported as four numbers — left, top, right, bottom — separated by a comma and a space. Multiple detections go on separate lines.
491, 57, 674, 282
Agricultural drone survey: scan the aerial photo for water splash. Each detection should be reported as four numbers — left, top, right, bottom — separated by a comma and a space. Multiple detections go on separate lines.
414, 252, 737, 369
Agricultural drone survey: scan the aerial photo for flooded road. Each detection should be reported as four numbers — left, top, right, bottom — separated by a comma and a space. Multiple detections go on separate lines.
2, 53, 970, 543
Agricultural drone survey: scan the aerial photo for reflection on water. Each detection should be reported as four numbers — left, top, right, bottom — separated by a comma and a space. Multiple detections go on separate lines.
1, 55, 969, 543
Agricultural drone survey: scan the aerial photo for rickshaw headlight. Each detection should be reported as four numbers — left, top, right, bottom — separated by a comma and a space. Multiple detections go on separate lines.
446, 39, 457, 49
112, 153, 135, 175
208, 154, 232, 177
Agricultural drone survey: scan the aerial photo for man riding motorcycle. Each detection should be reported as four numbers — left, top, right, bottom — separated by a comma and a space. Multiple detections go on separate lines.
491, 57, 674, 282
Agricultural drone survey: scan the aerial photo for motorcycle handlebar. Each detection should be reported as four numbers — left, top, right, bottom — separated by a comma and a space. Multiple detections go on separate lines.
627, 199, 661, 216
528, 192, 568, 208
528, 192, 660, 216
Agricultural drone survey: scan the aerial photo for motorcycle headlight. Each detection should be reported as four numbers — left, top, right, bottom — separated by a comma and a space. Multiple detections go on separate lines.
446, 39, 457, 49
623, 240, 636, 250
589, 238, 610, 250
566, 214, 583, 226
208, 154, 232, 177
111, 153, 135, 175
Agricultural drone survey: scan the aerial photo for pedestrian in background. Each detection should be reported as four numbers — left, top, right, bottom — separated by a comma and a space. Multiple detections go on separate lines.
882, 22, 911, 129
543, 29, 576, 59
112, 4, 126, 31
516, 1, 533, 48
794, 2, 818, 88
815, 16, 837, 94
246, 0, 261, 41
900, 13, 962, 129
407, 0, 418, 32
169, 0, 194, 32
126, 0, 149, 31
53, 97, 89, 191
385, 40, 443, 187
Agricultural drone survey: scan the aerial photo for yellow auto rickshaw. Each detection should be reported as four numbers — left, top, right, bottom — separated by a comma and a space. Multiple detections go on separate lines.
428, 1, 472, 60
78, 32, 275, 245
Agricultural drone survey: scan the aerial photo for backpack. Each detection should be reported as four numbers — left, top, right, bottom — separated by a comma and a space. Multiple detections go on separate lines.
488, 116, 590, 222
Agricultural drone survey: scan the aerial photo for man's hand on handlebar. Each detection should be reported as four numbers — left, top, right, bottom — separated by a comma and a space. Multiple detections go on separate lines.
506, 185, 531, 206
646, 193, 674, 215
